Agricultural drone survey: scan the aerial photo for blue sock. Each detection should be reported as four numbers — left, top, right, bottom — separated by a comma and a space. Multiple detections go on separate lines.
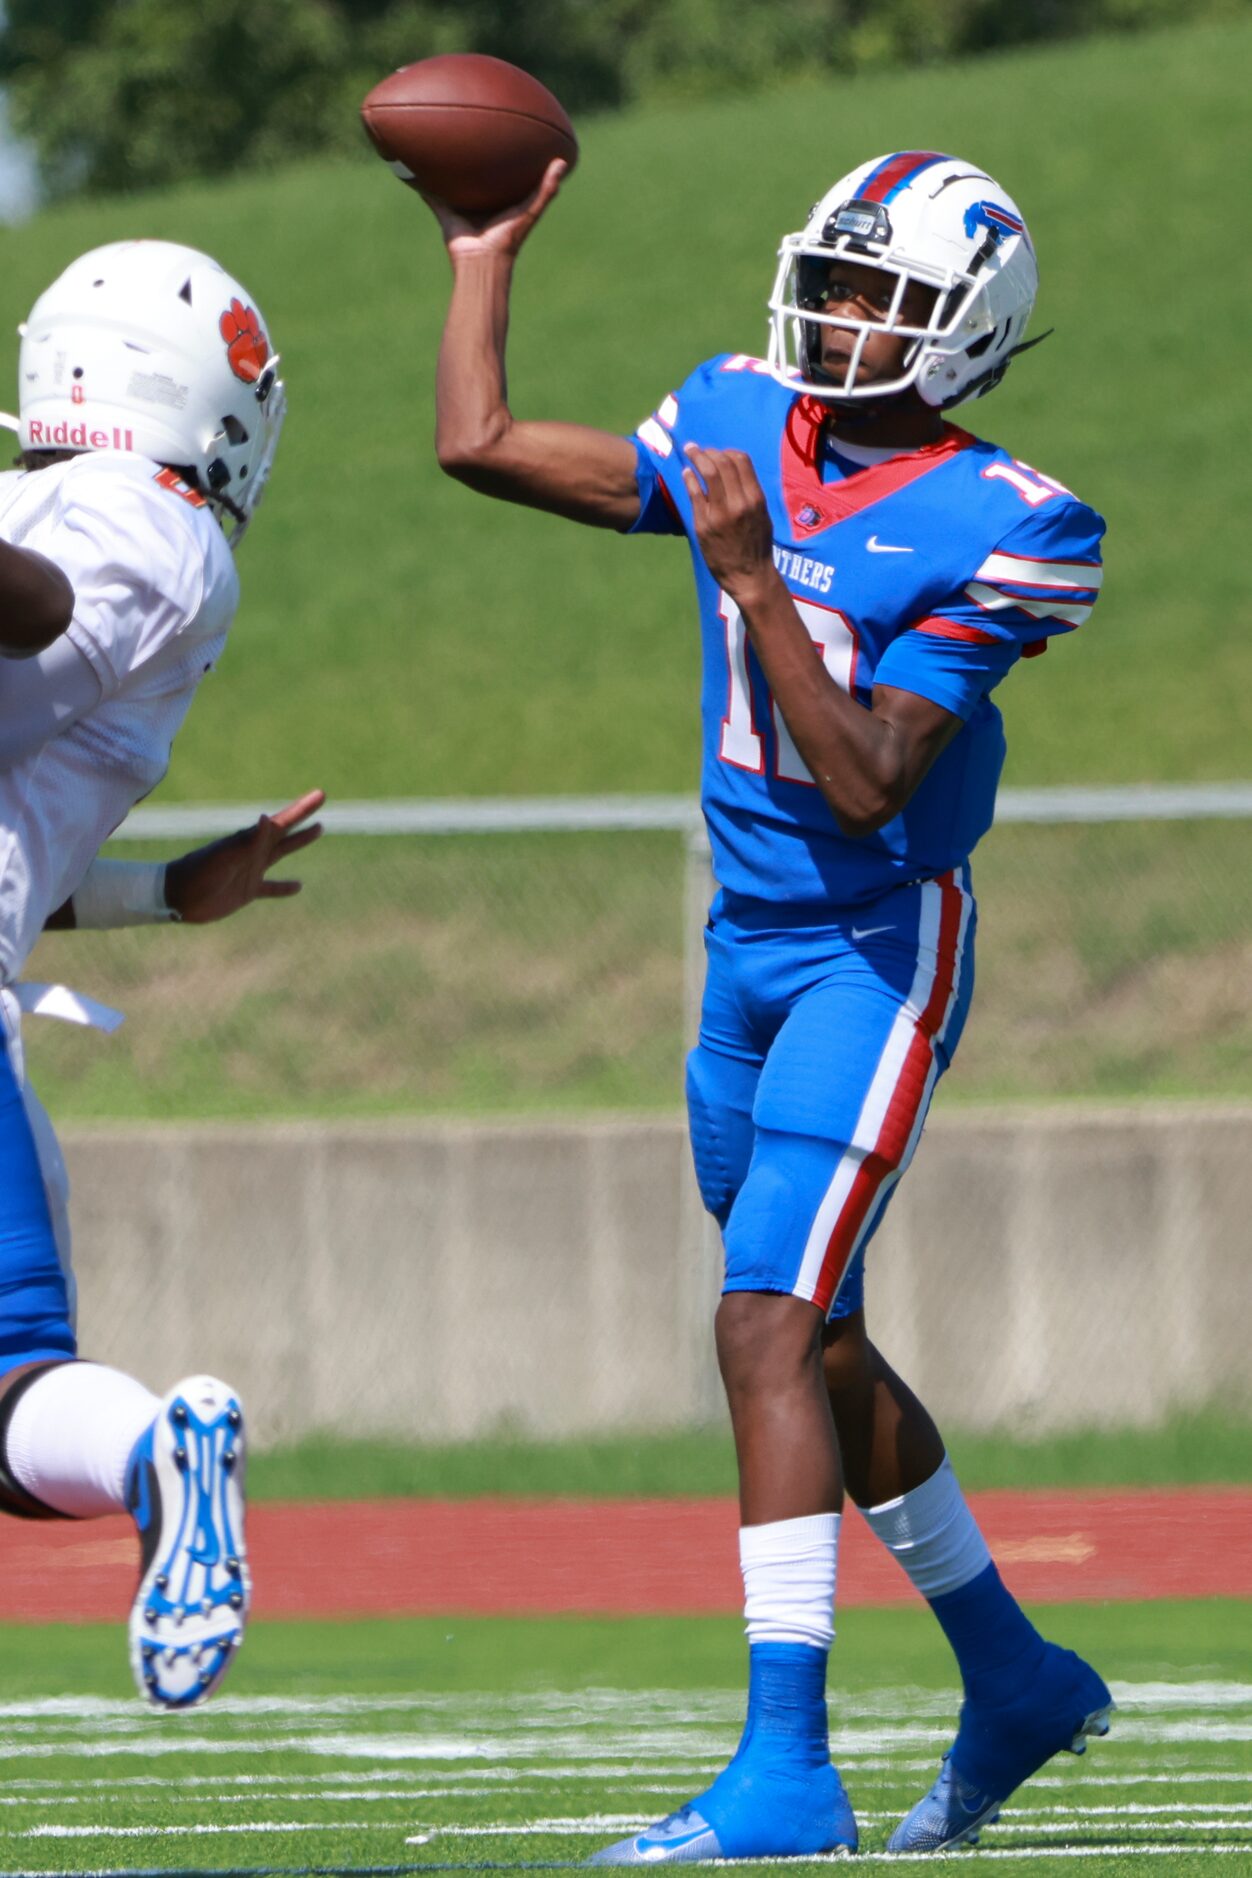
695, 1641, 856, 1857
929, 1562, 1046, 1704
733, 1640, 831, 1767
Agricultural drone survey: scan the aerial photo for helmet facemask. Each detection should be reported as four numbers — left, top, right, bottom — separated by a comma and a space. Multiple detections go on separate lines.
766, 157, 1040, 411
771, 198, 1000, 404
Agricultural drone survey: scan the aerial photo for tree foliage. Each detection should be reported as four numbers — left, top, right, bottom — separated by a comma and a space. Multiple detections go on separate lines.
2, 0, 1246, 198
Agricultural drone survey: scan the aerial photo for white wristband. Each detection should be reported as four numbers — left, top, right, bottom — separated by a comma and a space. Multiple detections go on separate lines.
71, 858, 179, 928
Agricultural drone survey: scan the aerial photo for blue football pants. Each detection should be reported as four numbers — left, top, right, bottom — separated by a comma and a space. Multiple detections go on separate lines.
686, 867, 976, 1318
0, 1031, 75, 1376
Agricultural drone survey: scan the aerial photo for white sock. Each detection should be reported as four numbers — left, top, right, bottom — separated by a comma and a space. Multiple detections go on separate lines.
740, 1512, 839, 1649
5, 1362, 159, 1517
858, 1455, 991, 1599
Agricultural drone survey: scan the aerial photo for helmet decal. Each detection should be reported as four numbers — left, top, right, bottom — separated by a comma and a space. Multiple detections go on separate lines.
219, 298, 270, 384
963, 200, 1028, 247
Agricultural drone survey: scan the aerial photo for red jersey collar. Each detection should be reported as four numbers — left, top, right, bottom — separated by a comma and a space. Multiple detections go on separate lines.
781, 394, 974, 540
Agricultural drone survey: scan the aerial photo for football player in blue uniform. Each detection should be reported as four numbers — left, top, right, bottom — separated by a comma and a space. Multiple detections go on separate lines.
426, 148, 1112, 1857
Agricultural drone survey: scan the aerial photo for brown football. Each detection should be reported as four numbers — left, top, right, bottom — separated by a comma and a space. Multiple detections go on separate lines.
360, 53, 578, 217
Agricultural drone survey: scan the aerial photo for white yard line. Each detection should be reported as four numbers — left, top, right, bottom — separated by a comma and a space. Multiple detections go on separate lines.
0, 1680, 1244, 1724
22, 1820, 397, 1839
1, 1675, 1248, 1870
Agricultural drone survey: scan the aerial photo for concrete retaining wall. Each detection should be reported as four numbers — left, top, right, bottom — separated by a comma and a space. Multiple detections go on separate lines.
62, 1104, 1251, 1445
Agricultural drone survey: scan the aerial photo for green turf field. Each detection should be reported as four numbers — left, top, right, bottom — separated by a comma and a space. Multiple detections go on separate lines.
1, 18, 1249, 804
246, 1407, 1252, 1501
0, 1605, 1247, 1872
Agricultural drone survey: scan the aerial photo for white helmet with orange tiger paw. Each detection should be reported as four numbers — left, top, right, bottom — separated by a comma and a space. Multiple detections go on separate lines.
11, 239, 285, 546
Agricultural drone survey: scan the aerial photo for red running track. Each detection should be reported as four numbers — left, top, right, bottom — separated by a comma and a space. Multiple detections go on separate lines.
2, 1490, 1250, 1623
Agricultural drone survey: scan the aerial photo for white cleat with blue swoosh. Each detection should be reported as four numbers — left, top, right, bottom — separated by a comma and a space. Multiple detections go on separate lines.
124, 1375, 249, 1709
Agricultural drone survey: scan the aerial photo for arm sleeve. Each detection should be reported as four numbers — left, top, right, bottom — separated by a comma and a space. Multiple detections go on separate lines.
874, 494, 1106, 720
49, 468, 207, 698
0, 633, 104, 769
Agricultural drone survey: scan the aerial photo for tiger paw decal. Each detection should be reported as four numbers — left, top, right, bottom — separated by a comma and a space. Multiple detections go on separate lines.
219, 298, 270, 383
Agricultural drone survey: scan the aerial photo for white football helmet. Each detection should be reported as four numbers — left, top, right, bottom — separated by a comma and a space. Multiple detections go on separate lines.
767, 151, 1040, 408
6, 239, 285, 546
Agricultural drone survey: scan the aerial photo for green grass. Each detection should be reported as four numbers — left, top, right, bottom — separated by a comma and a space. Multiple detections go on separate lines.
19, 809, 1252, 1118
4, 19, 1251, 1124
0, 1604, 1247, 1872
1, 17, 1249, 807
246, 1408, 1252, 1501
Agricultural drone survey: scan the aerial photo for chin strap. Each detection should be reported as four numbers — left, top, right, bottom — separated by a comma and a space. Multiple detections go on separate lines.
946, 327, 1054, 408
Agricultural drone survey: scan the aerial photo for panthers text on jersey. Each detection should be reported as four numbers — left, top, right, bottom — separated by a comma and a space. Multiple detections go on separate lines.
631, 354, 1104, 909
0, 451, 239, 985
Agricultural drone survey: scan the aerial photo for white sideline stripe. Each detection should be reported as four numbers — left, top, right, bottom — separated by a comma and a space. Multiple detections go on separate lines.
7, 1780, 1251, 1817
4, 1769, 1249, 1802
110, 782, 1252, 842
406, 1818, 1252, 1839
4, 1772, 1246, 1802
832, 1853, 1252, 1866
1, 1720, 1248, 1761
1108, 1680, 1252, 1709
21, 1821, 391, 1839
2, 1677, 1247, 1719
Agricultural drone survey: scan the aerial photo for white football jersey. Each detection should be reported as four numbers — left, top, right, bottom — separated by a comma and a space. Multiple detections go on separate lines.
0, 451, 239, 983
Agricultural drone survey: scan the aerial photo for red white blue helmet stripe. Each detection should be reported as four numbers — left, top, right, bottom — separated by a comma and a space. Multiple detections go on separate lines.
855, 150, 952, 205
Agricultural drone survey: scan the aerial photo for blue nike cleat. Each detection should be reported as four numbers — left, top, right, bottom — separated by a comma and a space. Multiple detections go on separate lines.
589, 1804, 723, 1865
887, 1644, 1113, 1852
590, 1760, 858, 1864
125, 1375, 250, 1710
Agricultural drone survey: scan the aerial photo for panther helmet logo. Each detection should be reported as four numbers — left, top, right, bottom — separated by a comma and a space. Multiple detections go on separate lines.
219, 297, 270, 383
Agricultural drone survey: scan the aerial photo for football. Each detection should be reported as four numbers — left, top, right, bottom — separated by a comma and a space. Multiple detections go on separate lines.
360, 53, 578, 218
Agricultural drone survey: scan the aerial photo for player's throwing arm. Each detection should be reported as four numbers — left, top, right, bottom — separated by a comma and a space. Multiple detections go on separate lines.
361, 55, 638, 527
427, 163, 639, 529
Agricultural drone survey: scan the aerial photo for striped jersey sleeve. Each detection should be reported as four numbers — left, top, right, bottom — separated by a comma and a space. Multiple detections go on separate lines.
874, 494, 1105, 718
919, 495, 1105, 654
630, 385, 689, 535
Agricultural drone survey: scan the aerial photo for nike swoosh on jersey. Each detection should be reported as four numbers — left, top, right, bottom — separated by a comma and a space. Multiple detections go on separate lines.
850, 923, 896, 940
866, 536, 913, 552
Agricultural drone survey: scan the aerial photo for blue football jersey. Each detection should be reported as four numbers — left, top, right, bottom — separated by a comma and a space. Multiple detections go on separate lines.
631, 353, 1105, 908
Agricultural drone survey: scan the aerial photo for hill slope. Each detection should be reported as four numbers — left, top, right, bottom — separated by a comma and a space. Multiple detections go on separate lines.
1, 17, 1248, 800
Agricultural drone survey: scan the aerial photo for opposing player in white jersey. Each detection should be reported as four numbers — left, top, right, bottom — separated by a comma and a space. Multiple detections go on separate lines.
0, 239, 320, 1708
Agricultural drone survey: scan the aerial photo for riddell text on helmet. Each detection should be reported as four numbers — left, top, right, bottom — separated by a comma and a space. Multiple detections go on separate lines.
27, 420, 136, 450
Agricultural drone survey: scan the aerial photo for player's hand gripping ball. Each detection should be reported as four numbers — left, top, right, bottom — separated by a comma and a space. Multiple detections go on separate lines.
360, 53, 577, 217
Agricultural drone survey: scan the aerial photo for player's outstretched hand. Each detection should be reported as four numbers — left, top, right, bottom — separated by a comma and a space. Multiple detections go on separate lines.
682, 445, 779, 606
163, 790, 326, 925
423, 157, 567, 262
